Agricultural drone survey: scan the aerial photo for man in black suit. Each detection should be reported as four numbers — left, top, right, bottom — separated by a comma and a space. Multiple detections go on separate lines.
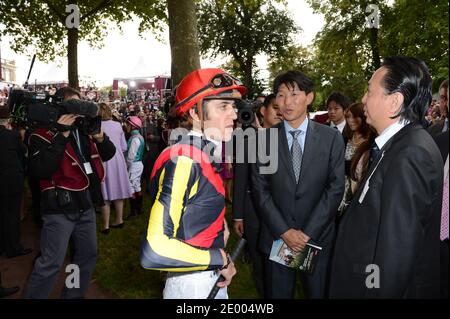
251, 71, 345, 298
427, 79, 448, 137
0, 107, 32, 259
329, 56, 443, 298
232, 94, 282, 297
326, 91, 351, 135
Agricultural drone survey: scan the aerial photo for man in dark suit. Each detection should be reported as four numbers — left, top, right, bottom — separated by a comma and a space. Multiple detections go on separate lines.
329, 56, 443, 298
232, 94, 282, 297
251, 71, 345, 299
435, 129, 448, 299
326, 92, 351, 134
0, 107, 32, 259
427, 79, 448, 137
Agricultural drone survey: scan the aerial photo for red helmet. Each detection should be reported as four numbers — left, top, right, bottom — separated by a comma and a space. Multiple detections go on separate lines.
174, 68, 247, 116
127, 116, 142, 129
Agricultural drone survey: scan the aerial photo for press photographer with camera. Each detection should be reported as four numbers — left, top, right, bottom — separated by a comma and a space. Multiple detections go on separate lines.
24, 87, 116, 299
232, 94, 282, 296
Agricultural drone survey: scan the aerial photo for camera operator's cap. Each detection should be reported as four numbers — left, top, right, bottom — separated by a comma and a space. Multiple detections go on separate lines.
127, 115, 142, 129
174, 68, 247, 116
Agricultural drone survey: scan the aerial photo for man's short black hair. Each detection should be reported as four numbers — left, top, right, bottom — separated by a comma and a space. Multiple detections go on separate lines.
326, 92, 351, 110
273, 70, 314, 95
381, 56, 432, 124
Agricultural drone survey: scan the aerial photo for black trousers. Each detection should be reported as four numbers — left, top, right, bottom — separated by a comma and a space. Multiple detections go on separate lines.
441, 239, 449, 299
0, 193, 24, 255
244, 225, 264, 297
263, 242, 333, 299
27, 175, 42, 226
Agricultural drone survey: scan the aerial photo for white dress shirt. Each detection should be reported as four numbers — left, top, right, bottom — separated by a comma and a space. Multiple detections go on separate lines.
375, 120, 410, 150
330, 120, 346, 134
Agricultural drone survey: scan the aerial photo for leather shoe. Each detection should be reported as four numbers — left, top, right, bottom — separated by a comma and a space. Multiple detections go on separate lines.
110, 223, 124, 229
0, 286, 19, 298
7, 248, 33, 259
100, 228, 110, 235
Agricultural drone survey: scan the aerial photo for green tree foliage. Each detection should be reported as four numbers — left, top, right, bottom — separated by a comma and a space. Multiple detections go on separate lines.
119, 86, 127, 98
0, 0, 166, 88
303, 0, 449, 108
267, 45, 314, 87
381, 0, 449, 90
220, 58, 266, 96
303, 0, 391, 108
267, 45, 326, 110
197, 0, 299, 98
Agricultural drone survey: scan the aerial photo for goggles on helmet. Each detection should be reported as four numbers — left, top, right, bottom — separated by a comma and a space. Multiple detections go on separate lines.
176, 73, 244, 110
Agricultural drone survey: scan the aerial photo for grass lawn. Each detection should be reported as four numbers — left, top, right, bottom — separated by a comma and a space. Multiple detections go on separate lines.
95, 191, 304, 298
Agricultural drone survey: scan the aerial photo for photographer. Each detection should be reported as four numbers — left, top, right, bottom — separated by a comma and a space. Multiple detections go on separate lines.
232, 94, 282, 296
24, 87, 116, 299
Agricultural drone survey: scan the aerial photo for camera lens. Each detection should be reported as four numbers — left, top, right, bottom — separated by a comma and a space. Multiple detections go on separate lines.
238, 108, 254, 126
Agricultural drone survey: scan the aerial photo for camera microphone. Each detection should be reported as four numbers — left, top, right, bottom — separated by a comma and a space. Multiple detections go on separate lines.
61, 99, 99, 118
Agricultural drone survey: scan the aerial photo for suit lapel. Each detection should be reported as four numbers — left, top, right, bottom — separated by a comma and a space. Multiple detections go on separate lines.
297, 120, 318, 188
356, 123, 416, 197
278, 122, 297, 185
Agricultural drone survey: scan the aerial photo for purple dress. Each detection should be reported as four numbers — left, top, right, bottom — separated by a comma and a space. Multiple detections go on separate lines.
101, 120, 132, 201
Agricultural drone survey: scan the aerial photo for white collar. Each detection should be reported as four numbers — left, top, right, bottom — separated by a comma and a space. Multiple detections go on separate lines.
188, 130, 222, 158
284, 117, 309, 134
375, 120, 410, 150
330, 120, 346, 133
188, 130, 221, 146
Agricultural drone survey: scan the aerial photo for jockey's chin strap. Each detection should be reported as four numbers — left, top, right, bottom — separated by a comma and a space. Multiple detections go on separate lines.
196, 100, 205, 133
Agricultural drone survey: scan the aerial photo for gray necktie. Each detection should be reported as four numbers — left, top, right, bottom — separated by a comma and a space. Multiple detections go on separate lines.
289, 130, 302, 183
443, 118, 449, 133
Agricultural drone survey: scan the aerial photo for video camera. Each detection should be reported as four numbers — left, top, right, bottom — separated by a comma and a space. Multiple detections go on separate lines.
7, 88, 101, 135
236, 99, 262, 128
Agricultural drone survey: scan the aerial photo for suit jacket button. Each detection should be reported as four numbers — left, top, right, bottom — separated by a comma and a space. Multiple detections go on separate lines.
292, 217, 296, 222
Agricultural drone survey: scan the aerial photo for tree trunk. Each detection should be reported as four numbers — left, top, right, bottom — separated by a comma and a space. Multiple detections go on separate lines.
67, 28, 79, 89
243, 60, 254, 99
369, 27, 381, 70
167, 0, 201, 87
